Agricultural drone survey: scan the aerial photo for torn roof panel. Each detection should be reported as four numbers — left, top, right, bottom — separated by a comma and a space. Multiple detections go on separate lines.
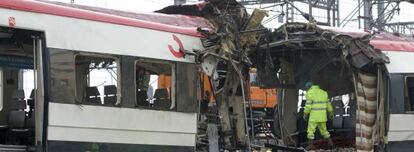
318, 25, 370, 38
320, 25, 414, 52
371, 34, 414, 52
0, 0, 213, 37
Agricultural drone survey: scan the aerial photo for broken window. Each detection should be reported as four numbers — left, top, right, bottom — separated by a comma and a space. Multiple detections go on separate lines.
75, 54, 119, 106
405, 77, 414, 111
135, 59, 175, 110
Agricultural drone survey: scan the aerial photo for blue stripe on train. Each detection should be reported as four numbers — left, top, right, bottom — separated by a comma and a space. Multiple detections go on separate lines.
0, 55, 33, 69
47, 140, 195, 152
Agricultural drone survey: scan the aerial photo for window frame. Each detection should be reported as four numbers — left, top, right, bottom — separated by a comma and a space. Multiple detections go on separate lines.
134, 58, 176, 110
0, 68, 2, 111
404, 75, 414, 113
74, 52, 121, 106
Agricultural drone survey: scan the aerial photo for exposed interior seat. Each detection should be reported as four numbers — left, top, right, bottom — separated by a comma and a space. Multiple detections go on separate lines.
332, 100, 345, 116
8, 90, 29, 142
85, 87, 101, 104
104, 85, 117, 106
27, 90, 35, 118
136, 90, 149, 107
153, 88, 170, 110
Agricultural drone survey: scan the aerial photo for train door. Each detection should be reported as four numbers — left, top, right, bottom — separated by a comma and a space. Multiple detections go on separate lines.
0, 28, 45, 151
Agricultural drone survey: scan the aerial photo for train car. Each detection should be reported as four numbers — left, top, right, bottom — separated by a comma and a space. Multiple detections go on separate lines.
370, 33, 414, 151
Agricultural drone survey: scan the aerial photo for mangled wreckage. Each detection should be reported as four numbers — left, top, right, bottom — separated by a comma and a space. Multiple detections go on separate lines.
252, 23, 391, 151
158, 1, 414, 151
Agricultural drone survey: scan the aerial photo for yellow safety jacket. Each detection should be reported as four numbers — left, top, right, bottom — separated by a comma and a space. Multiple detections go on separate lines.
304, 85, 333, 122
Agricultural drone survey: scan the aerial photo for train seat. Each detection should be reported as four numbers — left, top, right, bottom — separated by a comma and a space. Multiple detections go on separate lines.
153, 88, 170, 110
104, 85, 117, 106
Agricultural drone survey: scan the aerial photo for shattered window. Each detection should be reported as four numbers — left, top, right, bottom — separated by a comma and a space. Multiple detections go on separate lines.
135, 59, 175, 110
75, 54, 119, 106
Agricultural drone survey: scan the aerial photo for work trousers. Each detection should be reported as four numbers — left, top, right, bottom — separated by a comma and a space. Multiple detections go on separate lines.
307, 121, 330, 139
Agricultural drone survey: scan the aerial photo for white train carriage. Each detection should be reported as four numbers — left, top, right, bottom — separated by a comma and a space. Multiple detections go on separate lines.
370, 34, 414, 151
0, 0, 211, 151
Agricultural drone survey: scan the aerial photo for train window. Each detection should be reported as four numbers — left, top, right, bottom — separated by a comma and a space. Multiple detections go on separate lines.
405, 77, 414, 111
135, 59, 175, 110
75, 54, 119, 106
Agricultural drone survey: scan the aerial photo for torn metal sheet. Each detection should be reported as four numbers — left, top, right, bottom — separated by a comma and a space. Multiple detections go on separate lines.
157, 0, 267, 151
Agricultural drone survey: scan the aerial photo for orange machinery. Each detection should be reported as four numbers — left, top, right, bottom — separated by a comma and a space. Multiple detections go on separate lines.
158, 72, 277, 109
249, 86, 277, 108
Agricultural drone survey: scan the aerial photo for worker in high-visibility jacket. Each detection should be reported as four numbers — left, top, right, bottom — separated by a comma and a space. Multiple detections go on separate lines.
304, 82, 334, 149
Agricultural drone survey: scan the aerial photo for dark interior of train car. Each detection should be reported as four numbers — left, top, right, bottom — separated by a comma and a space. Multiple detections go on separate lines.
268, 49, 357, 149
0, 27, 40, 150
250, 24, 364, 149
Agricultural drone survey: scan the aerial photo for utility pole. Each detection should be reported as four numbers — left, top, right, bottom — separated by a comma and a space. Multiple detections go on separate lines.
363, 0, 373, 30
174, 0, 186, 5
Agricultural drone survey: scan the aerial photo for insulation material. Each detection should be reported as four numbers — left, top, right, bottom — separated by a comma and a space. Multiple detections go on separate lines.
355, 72, 377, 152
240, 9, 268, 47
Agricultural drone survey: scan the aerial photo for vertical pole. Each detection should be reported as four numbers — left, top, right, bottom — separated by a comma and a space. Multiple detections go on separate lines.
358, 0, 361, 29
377, 0, 385, 31
327, 0, 335, 26
308, 0, 313, 23
363, 0, 373, 30
336, 0, 340, 27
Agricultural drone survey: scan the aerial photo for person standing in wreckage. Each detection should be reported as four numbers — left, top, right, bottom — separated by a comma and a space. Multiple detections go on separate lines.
303, 82, 334, 149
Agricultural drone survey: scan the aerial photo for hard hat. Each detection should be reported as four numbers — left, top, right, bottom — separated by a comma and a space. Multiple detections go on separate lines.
305, 81, 313, 90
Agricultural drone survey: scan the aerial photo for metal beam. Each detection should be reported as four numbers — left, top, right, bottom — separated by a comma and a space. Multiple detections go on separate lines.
377, 0, 385, 30
363, 0, 373, 29
383, 21, 414, 35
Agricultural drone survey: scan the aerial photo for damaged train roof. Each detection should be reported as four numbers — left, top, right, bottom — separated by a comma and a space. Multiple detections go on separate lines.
320, 25, 414, 52
0, 0, 213, 37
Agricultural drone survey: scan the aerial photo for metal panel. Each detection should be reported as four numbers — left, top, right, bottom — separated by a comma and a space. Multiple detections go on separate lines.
48, 102, 197, 146
388, 114, 414, 141
176, 63, 197, 113
120, 56, 136, 108
389, 73, 405, 114
384, 51, 414, 73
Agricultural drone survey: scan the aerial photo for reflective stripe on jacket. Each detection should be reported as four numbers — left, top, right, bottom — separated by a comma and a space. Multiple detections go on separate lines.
304, 85, 333, 122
